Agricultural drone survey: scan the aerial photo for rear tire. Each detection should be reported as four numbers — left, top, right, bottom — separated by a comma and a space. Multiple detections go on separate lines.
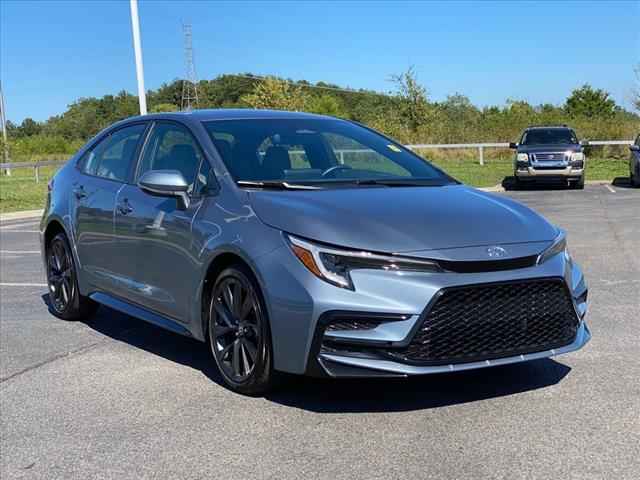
46, 233, 98, 320
632, 171, 640, 187
207, 264, 277, 396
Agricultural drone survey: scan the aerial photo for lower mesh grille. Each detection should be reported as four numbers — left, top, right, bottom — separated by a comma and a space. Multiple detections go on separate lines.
389, 278, 579, 365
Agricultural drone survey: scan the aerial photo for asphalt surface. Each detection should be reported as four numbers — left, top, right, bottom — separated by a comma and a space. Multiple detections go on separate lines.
1, 183, 639, 479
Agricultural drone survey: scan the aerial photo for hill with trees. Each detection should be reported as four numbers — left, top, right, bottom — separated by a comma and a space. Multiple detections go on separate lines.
4, 69, 639, 161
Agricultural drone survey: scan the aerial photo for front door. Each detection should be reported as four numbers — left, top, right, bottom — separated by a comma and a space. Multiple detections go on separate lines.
113, 121, 212, 322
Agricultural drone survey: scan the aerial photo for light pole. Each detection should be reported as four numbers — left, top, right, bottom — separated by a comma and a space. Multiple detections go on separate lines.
0, 82, 10, 176
129, 0, 147, 115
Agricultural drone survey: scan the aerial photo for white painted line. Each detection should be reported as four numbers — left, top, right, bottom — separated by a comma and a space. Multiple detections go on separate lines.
0, 250, 40, 254
0, 221, 39, 230
604, 184, 616, 193
0, 282, 47, 287
0, 230, 40, 233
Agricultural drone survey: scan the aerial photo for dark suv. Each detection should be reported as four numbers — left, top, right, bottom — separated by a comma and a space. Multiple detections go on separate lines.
630, 134, 640, 187
510, 126, 586, 189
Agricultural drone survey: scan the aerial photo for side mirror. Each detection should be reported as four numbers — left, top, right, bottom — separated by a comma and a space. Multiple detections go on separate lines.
630, 145, 640, 152
138, 170, 190, 209
508, 142, 517, 149
580, 140, 589, 147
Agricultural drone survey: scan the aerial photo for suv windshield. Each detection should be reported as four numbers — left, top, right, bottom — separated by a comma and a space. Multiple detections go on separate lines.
521, 128, 578, 146
203, 118, 452, 186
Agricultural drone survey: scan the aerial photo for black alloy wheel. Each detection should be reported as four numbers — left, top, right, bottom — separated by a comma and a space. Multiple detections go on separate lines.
208, 265, 275, 395
46, 233, 97, 320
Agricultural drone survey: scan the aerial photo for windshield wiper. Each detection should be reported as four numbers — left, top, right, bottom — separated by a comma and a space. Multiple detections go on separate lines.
347, 178, 452, 187
237, 180, 322, 190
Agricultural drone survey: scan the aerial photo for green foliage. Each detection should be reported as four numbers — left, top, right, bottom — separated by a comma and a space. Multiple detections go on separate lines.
565, 84, 616, 118
3, 71, 638, 163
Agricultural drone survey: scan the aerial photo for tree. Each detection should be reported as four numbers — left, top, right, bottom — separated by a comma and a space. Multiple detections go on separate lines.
389, 67, 430, 132
240, 77, 310, 111
19, 118, 41, 137
565, 84, 616, 118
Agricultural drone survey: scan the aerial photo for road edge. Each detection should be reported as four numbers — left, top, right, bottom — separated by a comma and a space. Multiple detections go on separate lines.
0, 209, 44, 222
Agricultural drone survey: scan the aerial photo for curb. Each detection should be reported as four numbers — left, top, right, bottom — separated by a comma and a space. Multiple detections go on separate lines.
0, 209, 44, 222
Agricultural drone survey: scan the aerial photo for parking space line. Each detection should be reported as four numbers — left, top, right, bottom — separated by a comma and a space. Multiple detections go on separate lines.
604, 184, 616, 193
0, 250, 40, 254
0, 221, 40, 230
0, 282, 47, 287
0, 230, 40, 233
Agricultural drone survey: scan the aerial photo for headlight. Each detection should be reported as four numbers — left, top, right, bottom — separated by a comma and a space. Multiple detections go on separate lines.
286, 234, 442, 290
516, 153, 529, 162
537, 230, 569, 265
571, 152, 585, 161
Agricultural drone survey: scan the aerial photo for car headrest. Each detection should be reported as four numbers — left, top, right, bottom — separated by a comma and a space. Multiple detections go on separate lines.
262, 146, 291, 180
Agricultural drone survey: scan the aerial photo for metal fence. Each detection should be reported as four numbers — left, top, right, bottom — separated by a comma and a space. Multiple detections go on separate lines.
0, 140, 634, 181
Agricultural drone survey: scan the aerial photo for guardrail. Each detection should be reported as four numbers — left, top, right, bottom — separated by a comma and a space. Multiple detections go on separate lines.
0, 139, 634, 180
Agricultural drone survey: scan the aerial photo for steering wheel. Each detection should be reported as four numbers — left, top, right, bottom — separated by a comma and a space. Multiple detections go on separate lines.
321, 165, 353, 178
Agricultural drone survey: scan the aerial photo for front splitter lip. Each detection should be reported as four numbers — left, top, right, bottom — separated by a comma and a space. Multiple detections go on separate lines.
318, 322, 591, 377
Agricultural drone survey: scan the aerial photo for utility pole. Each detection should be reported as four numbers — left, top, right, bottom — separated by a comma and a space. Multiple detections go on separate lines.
181, 23, 199, 111
0, 82, 10, 176
129, 0, 147, 115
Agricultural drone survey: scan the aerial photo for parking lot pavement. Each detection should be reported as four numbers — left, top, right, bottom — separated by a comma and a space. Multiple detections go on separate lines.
1, 184, 639, 480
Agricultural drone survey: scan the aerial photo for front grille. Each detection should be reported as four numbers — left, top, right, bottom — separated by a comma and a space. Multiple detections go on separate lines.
533, 152, 566, 162
389, 279, 579, 365
438, 255, 538, 273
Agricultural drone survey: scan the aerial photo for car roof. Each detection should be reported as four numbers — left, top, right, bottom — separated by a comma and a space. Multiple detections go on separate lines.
124, 108, 336, 123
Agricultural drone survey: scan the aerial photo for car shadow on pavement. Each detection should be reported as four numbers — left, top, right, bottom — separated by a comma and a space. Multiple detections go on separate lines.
502, 176, 572, 191
266, 359, 571, 413
44, 297, 572, 413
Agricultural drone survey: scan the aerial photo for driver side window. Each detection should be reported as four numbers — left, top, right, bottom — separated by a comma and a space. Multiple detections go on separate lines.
138, 122, 204, 194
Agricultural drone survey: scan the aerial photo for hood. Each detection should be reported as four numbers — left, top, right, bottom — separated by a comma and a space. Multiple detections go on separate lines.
517, 143, 582, 154
248, 185, 558, 254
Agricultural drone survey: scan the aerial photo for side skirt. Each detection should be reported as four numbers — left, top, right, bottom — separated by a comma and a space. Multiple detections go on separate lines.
90, 292, 193, 337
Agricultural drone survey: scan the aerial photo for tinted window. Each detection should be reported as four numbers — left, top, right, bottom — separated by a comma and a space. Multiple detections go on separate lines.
80, 124, 146, 181
521, 129, 578, 146
203, 119, 446, 183
635, 135, 640, 147
138, 122, 204, 193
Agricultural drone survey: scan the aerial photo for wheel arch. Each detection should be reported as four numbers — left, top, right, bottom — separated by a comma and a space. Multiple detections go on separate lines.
197, 247, 267, 343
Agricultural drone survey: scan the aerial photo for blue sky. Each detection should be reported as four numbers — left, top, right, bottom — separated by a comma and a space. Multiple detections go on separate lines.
1, 0, 638, 123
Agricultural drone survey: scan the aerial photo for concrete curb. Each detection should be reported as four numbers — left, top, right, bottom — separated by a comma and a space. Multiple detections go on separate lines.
0, 209, 44, 222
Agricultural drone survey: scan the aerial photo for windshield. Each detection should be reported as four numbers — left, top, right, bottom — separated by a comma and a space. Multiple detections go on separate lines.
521, 129, 578, 146
202, 118, 452, 185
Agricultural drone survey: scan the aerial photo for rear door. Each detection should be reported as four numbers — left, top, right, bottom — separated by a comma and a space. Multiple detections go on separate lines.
113, 121, 214, 322
71, 123, 148, 292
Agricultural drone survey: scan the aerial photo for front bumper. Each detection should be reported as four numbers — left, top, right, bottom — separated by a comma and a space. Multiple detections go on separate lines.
516, 166, 584, 179
256, 241, 590, 378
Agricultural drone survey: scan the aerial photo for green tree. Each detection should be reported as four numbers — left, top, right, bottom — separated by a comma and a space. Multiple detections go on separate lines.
565, 84, 616, 118
390, 67, 430, 133
240, 76, 310, 111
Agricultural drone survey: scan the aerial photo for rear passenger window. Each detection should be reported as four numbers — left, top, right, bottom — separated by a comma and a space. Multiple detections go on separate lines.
80, 124, 146, 182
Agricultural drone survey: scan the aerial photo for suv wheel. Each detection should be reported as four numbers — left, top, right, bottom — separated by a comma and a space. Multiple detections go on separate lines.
46, 233, 98, 320
208, 264, 277, 396
632, 170, 640, 187
570, 176, 585, 189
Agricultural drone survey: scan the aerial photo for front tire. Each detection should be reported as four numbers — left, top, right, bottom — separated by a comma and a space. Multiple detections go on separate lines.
570, 176, 585, 189
46, 233, 98, 320
208, 264, 276, 396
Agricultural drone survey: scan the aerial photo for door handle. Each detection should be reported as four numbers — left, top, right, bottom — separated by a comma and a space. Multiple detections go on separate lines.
73, 186, 87, 199
117, 200, 134, 215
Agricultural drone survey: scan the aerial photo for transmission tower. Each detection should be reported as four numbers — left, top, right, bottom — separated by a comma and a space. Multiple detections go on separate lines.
181, 23, 199, 111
